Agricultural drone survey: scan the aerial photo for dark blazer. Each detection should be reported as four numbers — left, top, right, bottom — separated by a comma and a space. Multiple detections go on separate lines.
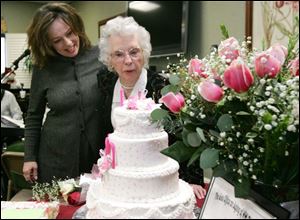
96, 69, 167, 148
25, 46, 105, 183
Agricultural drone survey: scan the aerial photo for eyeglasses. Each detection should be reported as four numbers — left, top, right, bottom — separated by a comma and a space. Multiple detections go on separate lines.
111, 47, 142, 62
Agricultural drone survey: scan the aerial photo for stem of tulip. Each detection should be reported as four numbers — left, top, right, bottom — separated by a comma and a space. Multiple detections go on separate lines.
263, 132, 274, 186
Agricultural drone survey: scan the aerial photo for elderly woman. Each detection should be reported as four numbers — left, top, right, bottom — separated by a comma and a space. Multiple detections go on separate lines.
97, 16, 166, 132
97, 16, 206, 200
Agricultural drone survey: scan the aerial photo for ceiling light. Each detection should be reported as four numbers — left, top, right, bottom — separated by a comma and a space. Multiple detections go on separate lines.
129, 1, 160, 12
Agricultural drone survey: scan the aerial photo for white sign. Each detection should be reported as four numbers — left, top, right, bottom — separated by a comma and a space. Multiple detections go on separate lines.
200, 177, 278, 219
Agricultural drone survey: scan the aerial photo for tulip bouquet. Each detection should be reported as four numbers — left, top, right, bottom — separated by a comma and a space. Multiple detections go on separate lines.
151, 25, 299, 204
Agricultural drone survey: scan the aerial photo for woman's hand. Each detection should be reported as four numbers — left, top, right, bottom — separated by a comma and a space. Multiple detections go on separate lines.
23, 161, 38, 183
190, 184, 206, 199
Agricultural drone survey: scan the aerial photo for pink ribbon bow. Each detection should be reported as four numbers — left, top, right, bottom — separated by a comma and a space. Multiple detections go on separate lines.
104, 135, 116, 169
91, 135, 116, 178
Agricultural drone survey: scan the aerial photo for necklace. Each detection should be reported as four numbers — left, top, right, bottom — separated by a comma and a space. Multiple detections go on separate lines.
120, 82, 134, 90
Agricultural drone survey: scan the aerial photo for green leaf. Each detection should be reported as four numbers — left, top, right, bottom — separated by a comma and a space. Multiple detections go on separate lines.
187, 146, 204, 167
220, 24, 229, 39
196, 127, 207, 143
262, 111, 272, 124
150, 108, 169, 121
217, 114, 233, 132
245, 132, 257, 138
187, 132, 202, 147
161, 85, 179, 96
234, 176, 251, 198
236, 111, 251, 115
161, 141, 195, 163
213, 160, 237, 177
169, 75, 181, 85
200, 148, 220, 169
182, 128, 190, 147
209, 129, 220, 138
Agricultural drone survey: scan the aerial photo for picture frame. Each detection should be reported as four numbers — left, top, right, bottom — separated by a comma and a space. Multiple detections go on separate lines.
245, 1, 298, 50
199, 177, 290, 219
98, 13, 125, 38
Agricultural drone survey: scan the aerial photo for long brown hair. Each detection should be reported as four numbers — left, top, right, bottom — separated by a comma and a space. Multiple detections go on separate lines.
27, 3, 91, 69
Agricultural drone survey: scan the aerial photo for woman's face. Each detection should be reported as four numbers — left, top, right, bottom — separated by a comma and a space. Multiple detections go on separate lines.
48, 18, 80, 58
109, 34, 144, 86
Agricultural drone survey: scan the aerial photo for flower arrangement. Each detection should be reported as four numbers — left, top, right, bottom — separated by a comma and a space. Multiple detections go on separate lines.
151, 24, 299, 204
32, 178, 83, 205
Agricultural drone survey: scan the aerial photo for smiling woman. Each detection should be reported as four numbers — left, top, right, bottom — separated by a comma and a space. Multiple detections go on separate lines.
23, 2, 106, 184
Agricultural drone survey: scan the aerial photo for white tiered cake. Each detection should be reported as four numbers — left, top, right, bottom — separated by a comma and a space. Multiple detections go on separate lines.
86, 97, 196, 219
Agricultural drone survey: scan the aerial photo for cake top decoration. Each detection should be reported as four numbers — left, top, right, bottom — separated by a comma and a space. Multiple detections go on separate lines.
120, 89, 161, 111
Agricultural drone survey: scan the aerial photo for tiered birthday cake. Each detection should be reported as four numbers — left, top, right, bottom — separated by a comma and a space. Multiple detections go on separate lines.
86, 96, 196, 219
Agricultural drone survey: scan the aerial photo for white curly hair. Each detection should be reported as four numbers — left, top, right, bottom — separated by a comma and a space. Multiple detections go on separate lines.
98, 16, 152, 71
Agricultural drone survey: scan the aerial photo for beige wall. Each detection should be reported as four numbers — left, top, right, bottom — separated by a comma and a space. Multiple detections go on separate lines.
1, 1, 246, 70
1, 1, 41, 33
72, 1, 127, 45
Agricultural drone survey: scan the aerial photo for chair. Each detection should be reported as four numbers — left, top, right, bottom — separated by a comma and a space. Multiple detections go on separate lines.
1, 151, 32, 200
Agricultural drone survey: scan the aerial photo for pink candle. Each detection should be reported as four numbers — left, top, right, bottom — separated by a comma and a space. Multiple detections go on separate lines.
120, 87, 124, 106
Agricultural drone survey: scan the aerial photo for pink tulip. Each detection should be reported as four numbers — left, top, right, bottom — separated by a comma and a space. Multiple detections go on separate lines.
218, 37, 240, 64
223, 59, 254, 93
159, 92, 185, 113
188, 58, 208, 78
255, 52, 282, 78
198, 81, 224, 103
266, 44, 287, 65
288, 57, 299, 76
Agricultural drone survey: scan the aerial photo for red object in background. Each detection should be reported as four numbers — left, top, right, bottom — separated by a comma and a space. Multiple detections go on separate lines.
56, 205, 82, 219
67, 192, 85, 206
1, 67, 16, 84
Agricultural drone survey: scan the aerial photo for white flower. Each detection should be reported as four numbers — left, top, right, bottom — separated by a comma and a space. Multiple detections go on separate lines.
287, 125, 296, 132
243, 161, 249, 166
264, 124, 272, 130
220, 132, 226, 138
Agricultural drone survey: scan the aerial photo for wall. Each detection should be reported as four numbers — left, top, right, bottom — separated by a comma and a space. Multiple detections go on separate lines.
1, 1, 40, 33
1, 1, 246, 72
72, 1, 127, 45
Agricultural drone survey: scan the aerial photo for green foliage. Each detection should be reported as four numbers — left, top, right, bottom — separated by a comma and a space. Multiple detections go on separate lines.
154, 25, 299, 204
220, 24, 229, 39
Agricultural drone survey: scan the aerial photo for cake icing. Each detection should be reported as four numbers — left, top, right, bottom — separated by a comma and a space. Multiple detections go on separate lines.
86, 97, 196, 219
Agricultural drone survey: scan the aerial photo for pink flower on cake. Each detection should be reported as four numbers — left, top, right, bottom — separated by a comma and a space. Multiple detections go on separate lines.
127, 96, 139, 110
97, 149, 113, 174
92, 135, 116, 178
